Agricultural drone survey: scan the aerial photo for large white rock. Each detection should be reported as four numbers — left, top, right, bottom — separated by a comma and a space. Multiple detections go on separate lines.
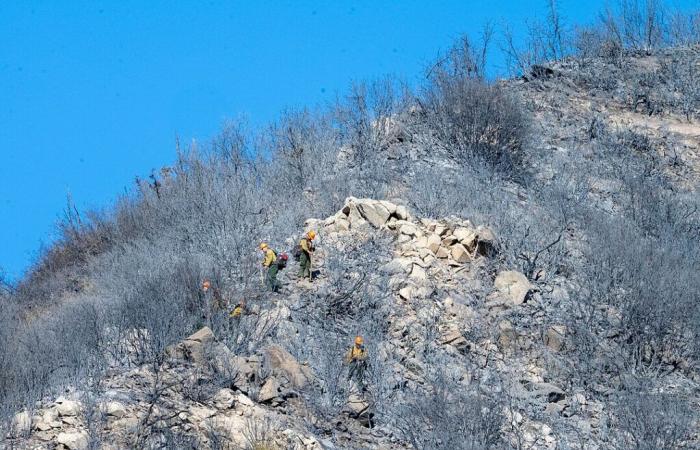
357, 201, 391, 228
264, 345, 310, 389
395, 205, 410, 220
494, 271, 533, 305
101, 401, 126, 418
56, 431, 89, 450
258, 377, 282, 402
56, 399, 81, 417
180, 326, 215, 364
399, 223, 419, 237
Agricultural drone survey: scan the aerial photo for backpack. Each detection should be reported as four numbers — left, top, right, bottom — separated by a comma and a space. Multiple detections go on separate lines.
276, 252, 289, 269
292, 243, 303, 260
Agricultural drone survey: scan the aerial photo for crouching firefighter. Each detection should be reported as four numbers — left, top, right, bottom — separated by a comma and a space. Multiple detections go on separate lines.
345, 335, 368, 390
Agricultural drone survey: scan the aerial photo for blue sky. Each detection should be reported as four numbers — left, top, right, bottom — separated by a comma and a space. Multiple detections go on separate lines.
0, 0, 693, 280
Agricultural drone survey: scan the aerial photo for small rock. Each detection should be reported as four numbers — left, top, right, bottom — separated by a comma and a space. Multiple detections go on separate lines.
399, 223, 419, 237
453, 227, 477, 249
544, 325, 566, 352
426, 234, 442, 253
347, 394, 369, 415
493, 271, 532, 305
435, 246, 450, 259
236, 393, 255, 407
450, 243, 471, 263
212, 388, 236, 410
258, 377, 282, 403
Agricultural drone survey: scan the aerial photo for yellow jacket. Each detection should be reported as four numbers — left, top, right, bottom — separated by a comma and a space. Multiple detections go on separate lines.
300, 238, 314, 253
230, 305, 244, 318
262, 248, 277, 267
345, 344, 367, 363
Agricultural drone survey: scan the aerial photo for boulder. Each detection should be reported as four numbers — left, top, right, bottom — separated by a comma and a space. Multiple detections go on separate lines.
347, 203, 367, 227
440, 329, 468, 351
399, 223, 419, 237
101, 401, 126, 418
236, 393, 255, 408
398, 286, 413, 301
111, 416, 139, 432
426, 234, 442, 253
395, 205, 410, 221
441, 235, 458, 246
56, 431, 89, 450
450, 243, 471, 263
357, 201, 391, 228
493, 271, 532, 305
453, 227, 477, 249
409, 265, 428, 282
189, 405, 217, 421
258, 377, 282, 403
34, 409, 59, 431
435, 246, 450, 259
544, 325, 566, 352
331, 217, 350, 233
347, 394, 369, 415
55, 399, 81, 417
212, 388, 236, 410
178, 326, 215, 364
434, 224, 447, 236
381, 258, 413, 276
264, 345, 310, 389
379, 200, 398, 215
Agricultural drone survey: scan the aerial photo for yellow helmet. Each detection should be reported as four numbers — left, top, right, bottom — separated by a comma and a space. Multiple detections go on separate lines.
259, 242, 268, 250
354, 335, 364, 346
307, 230, 317, 240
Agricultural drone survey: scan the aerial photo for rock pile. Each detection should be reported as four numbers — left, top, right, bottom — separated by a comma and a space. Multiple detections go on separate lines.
5, 198, 614, 450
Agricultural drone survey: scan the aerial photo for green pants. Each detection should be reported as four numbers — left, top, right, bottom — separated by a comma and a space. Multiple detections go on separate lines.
266, 264, 279, 292
348, 360, 367, 387
298, 252, 311, 280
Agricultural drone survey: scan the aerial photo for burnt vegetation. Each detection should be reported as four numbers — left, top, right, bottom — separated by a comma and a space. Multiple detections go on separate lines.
2, 1, 700, 448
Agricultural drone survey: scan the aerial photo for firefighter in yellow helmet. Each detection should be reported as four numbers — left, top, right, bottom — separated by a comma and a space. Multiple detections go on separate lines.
297, 230, 316, 282
260, 243, 280, 292
345, 335, 368, 389
230, 299, 246, 319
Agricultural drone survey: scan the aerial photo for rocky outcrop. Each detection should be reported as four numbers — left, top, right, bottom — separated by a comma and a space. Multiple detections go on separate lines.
6, 197, 645, 450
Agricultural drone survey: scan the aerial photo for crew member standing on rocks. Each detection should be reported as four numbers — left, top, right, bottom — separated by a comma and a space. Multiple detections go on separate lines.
297, 230, 316, 282
260, 243, 280, 292
345, 335, 368, 389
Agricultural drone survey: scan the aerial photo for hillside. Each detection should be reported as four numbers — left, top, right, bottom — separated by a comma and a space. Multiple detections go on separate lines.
2, 35, 700, 450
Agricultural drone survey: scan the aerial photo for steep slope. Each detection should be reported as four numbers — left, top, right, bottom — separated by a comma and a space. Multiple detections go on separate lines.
3, 47, 700, 450
5, 197, 591, 449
